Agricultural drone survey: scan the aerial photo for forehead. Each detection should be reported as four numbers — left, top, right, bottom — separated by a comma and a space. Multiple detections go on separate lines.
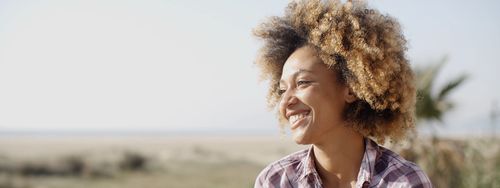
281, 46, 325, 77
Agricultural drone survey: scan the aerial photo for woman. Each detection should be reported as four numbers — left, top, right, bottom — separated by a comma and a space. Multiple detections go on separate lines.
252, 0, 432, 187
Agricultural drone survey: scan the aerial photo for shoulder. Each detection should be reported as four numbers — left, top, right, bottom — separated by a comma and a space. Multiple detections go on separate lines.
254, 148, 309, 187
372, 146, 433, 188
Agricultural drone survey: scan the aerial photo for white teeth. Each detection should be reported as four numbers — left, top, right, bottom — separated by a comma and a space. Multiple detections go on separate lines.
289, 112, 309, 125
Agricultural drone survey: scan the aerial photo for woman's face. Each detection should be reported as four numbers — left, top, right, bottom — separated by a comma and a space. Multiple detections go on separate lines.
278, 46, 353, 145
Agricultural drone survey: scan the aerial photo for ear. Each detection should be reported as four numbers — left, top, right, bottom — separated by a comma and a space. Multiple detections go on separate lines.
343, 87, 357, 103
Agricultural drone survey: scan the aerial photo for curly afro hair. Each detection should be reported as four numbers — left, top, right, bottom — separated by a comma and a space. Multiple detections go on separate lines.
253, 0, 416, 143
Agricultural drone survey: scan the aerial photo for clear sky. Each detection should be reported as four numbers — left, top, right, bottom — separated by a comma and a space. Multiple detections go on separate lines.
0, 0, 499, 136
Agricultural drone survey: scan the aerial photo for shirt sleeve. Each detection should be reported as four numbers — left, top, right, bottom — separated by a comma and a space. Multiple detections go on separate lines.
397, 169, 433, 188
254, 165, 271, 188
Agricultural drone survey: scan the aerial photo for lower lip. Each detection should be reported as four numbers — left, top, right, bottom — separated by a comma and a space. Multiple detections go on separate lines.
290, 116, 309, 130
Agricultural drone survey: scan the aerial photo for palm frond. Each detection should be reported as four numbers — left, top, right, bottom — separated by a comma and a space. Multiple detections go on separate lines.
416, 56, 448, 92
437, 74, 468, 101
414, 56, 468, 126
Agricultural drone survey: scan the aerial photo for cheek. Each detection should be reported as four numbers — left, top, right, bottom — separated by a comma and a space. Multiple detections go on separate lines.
299, 86, 328, 107
304, 87, 345, 121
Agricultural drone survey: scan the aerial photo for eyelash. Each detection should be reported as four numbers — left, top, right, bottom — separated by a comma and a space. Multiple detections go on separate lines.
278, 89, 286, 96
297, 80, 312, 86
277, 80, 312, 96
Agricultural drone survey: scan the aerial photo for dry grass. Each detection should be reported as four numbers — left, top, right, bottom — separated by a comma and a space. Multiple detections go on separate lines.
393, 136, 500, 188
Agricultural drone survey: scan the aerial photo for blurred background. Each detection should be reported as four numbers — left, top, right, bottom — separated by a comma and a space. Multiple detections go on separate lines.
0, 0, 499, 187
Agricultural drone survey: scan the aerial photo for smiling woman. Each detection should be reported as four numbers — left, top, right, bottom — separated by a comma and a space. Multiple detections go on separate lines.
278, 46, 355, 146
252, 0, 432, 187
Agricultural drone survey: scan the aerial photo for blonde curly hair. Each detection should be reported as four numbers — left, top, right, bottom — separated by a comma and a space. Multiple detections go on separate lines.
253, 0, 416, 143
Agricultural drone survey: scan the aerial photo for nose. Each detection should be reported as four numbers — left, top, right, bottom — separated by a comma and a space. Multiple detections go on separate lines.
280, 89, 298, 109
279, 89, 299, 121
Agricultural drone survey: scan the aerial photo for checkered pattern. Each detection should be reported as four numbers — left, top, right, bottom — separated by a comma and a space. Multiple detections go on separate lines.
254, 138, 432, 188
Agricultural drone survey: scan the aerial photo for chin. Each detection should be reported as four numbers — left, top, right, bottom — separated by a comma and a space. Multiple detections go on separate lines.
293, 139, 311, 145
292, 132, 312, 145
290, 121, 314, 145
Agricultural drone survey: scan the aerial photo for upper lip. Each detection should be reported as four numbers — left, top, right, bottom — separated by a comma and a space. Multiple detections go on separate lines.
285, 109, 310, 120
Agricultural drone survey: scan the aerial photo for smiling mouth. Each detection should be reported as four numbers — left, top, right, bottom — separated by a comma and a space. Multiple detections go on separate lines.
289, 111, 311, 129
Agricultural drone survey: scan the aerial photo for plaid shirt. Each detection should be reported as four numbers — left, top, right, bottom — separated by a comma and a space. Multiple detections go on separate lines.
254, 138, 432, 188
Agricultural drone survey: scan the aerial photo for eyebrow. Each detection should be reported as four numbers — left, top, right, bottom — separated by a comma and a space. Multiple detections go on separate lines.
279, 69, 315, 85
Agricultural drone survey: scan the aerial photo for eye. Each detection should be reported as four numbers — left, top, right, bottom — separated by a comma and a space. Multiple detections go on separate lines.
277, 89, 286, 96
297, 80, 312, 86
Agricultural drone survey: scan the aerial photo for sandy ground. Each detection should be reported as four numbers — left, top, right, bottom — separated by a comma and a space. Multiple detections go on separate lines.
0, 135, 306, 165
0, 134, 309, 188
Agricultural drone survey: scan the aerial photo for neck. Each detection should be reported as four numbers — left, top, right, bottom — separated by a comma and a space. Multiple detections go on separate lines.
312, 128, 365, 188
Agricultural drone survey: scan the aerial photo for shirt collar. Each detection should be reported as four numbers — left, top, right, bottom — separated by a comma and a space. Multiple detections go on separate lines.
297, 138, 381, 186
355, 138, 380, 187
297, 144, 321, 182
